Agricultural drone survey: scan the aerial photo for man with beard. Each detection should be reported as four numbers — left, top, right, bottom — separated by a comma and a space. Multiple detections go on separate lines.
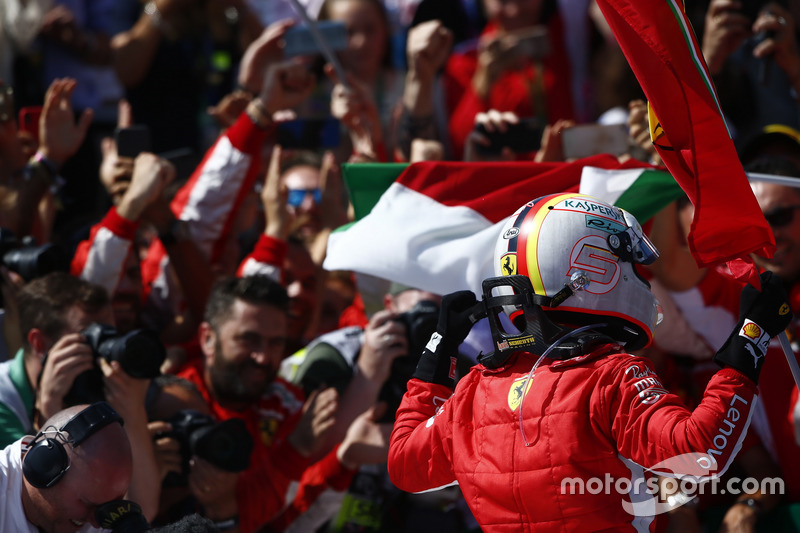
176, 275, 339, 532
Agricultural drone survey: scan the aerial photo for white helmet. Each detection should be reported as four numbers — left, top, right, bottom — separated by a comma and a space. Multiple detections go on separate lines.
493, 192, 660, 350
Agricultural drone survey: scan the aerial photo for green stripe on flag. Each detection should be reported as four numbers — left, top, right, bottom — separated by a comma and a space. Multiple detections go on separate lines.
341, 163, 408, 221
613, 169, 684, 222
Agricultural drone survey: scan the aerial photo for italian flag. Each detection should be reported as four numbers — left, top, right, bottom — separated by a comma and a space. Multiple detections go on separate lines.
324, 156, 681, 296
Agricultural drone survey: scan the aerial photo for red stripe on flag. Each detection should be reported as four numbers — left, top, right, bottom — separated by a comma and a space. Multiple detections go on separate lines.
394, 155, 629, 223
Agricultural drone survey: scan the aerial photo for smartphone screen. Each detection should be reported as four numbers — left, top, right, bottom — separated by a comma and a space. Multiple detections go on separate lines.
276, 118, 341, 149
511, 26, 551, 60
561, 124, 630, 160
115, 126, 152, 158
283, 21, 349, 58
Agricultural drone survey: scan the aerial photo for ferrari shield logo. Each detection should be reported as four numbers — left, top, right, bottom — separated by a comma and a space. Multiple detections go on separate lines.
500, 253, 517, 276
648, 102, 672, 151
508, 377, 533, 411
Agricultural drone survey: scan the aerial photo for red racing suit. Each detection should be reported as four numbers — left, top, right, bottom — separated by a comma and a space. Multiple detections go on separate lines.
388, 343, 759, 532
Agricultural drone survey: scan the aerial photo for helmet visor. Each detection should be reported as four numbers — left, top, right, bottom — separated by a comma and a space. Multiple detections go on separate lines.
620, 209, 659, 265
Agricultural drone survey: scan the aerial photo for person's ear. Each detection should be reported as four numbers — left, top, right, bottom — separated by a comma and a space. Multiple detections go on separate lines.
383, 293, 395, 312
199, 322, 216, 361
27, 328, 49, 356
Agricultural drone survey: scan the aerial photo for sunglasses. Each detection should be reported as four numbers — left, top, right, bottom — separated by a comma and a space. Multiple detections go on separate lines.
764, 205, 800, 228
287, 188, 322, 208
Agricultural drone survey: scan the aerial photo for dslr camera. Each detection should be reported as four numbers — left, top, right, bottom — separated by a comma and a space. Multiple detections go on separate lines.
0, 228, 68, 283
64, 323, 166, 405
160, 409, 254, 487
378, 300, 440, 421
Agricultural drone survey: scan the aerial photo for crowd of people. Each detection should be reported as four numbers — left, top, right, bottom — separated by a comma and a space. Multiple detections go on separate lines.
0, 0, 800, 531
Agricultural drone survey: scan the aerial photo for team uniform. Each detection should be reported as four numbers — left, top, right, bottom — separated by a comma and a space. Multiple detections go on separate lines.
388, 193, 790, 532
390, 347, 757, 532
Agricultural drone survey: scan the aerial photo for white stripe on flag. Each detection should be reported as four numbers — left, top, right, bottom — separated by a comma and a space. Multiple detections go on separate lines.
579, 167, 647, 204
324, 183, 501, 295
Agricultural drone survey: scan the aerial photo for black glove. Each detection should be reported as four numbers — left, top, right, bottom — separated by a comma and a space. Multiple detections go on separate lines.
714, 271, 793, 384
413, 290, 478, 387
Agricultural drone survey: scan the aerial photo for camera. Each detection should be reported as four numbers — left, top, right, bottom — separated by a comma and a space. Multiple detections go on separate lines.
378, 300, 440, 422
64, 323, 166, 405
160, 409, 254, 487
0, 228, 68, 283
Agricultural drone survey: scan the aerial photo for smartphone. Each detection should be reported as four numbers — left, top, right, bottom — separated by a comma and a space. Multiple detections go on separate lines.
561, 123, 630, 160
276, 118, 341, 150
115, 125, 152, 158
283, 21, 349, 58
475, 118, 545, 155
18, 106, 43, 141
510, 26, 551, 60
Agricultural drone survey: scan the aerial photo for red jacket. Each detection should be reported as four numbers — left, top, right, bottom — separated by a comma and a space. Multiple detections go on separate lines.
442, 18, 575, 160
388, 344, 758, 532
178, 363, 309, 532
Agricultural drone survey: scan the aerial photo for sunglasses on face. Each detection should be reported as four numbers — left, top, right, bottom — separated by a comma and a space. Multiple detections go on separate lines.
287, 188, 322, 208
764, 205, 800, 228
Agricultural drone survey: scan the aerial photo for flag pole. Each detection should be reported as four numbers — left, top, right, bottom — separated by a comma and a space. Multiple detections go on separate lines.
287, 0, 350, 88
777, 331, 800, 390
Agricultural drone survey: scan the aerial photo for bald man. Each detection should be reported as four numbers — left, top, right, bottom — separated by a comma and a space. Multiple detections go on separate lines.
1, 402, 133, 532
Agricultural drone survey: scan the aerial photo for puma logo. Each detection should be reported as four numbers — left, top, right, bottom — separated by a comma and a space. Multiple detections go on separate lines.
744, 343, 764, 369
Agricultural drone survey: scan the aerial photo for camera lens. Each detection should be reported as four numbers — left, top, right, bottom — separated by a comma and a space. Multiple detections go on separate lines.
101, 329, 165, 379
2, 243, 68, 282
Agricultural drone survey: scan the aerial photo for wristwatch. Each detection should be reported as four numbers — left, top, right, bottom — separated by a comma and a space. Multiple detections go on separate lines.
734, 497, 762, 514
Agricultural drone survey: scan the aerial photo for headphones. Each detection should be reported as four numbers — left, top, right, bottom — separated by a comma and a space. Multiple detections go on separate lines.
22, 401, 123, 489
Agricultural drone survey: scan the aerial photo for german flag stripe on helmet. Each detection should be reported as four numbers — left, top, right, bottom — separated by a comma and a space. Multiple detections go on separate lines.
524, 193, 591, 295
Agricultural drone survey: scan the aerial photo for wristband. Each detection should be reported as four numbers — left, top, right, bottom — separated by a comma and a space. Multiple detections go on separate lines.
234, 83, 257, 100
212, 516, 239, 531
245, 99, 272, 129
32, 150, 59, 175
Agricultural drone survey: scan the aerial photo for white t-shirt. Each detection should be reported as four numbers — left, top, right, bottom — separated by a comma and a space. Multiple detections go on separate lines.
0, 438, 107, 533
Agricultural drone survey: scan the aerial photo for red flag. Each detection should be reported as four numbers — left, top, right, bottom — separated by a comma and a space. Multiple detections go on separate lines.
594, 0, 775, 287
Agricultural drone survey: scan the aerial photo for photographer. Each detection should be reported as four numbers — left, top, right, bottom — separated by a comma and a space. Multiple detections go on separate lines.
275, 283, 455, 531
702, 0, 800, 149
0, 272, 162, 520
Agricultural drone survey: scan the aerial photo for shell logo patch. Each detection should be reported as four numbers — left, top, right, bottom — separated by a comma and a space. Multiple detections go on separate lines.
500, 253, 517, 276
741, 321, 762, 340
508, 377, 533, 412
